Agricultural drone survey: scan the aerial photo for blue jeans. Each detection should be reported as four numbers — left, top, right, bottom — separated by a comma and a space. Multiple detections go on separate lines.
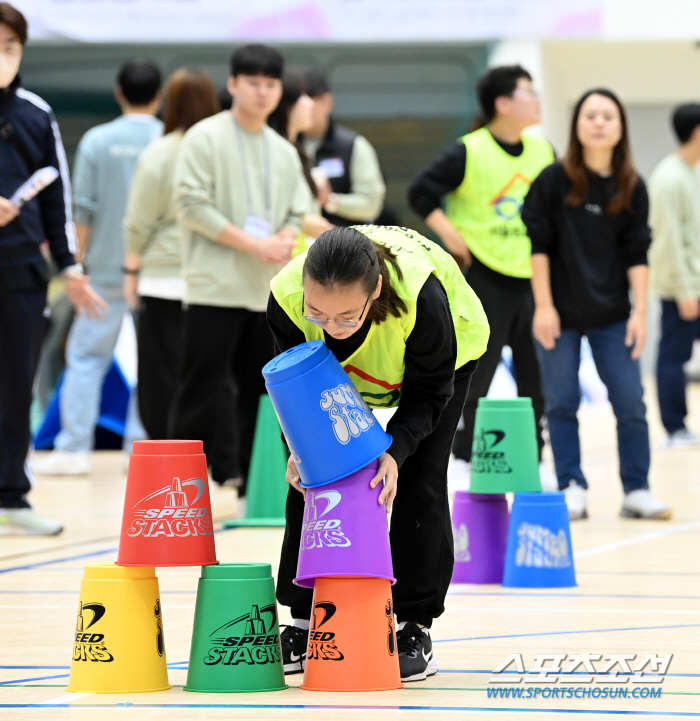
535, 319, 649, 493
55, 284, 145, 452
656, 299, 700, 434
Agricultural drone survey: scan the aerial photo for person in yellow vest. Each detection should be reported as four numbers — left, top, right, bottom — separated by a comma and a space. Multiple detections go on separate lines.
267, 224, 488, 683
408, 64, 554, 487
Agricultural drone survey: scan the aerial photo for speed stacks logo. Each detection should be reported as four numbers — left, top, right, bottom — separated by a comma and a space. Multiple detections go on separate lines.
203, 604, 281, 666
73, 602, 113, 663
127, 476, 212, 538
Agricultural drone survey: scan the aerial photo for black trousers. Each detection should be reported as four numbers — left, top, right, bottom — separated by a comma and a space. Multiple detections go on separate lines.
0, 287, 49, 509
168, 305, 274, 490
452, 258, 545, 461
137, 296, 184, 441
276, 366, 471, 628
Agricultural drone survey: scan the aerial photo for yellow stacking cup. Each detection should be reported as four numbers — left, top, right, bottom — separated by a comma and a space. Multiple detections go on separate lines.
66, 564, 171, 693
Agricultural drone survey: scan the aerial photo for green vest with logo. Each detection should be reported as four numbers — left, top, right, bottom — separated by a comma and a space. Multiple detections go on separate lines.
270, 225, 489, 409
446, 127, 554, 278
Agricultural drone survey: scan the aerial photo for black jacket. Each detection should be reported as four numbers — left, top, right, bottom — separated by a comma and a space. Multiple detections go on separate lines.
0, 76, 76, 287
522, 162, 651, 331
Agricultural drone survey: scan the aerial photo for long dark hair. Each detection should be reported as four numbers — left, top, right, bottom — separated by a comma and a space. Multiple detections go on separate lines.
268, 69, 317, 198
162, 68, 220, 134
563, 88, 638, 215
303, 227, 408, 324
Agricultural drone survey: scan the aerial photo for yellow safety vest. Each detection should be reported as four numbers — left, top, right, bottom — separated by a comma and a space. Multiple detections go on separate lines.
270, 225, 489, 408
446, 127, 554, 278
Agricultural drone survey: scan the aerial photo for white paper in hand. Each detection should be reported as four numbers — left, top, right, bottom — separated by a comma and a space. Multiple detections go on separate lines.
10, 166, 59, 208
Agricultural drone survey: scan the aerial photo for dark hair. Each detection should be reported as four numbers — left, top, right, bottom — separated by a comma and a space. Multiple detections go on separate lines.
268, 69, 317, 198
304, 69, 330, 98
476, 64, 532, 123
117, 60, 162, 106
230, 43, 283, 79
0, 2, 27, 45
672, 103, 700, 144
162, 69, 220, 135
563, 88, 637, 215
303, 227, 408, 324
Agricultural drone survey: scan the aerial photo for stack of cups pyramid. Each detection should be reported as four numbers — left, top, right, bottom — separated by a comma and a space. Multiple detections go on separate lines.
453, 398, 576, 588
67, 440, 289, 695
263, 340, 403, 691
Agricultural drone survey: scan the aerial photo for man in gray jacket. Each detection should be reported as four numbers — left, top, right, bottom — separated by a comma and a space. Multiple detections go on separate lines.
170, 44, 308, 492
650, 103, 700, 448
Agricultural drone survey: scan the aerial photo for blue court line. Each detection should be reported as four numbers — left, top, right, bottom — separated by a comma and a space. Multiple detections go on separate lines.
0, 674, 68, 685
0, 548, 117, 575
1, 703, 698, 716
578, 571, 700, 576
0, 666, 69, 670
433, 622, 700, 644
448, 591, 700, 600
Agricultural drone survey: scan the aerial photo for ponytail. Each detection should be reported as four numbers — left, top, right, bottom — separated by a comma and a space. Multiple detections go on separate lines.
302, 227, 408, 324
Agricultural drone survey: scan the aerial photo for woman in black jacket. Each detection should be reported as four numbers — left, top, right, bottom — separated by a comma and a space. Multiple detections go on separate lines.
522, 88, 670, 522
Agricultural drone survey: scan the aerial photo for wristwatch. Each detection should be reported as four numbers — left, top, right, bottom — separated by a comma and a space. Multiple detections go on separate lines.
61, 263, 84, 278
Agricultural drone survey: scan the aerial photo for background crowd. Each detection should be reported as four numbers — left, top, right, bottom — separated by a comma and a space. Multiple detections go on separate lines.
2, 0, 699, 534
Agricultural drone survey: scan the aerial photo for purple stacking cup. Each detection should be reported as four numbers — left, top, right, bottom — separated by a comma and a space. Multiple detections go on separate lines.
451, 491, 509, 584
294, 460, 395, 588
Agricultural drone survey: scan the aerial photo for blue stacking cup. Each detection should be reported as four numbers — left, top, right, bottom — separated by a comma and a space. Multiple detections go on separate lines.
502, 492, 577, 588
262, 341, 392, 488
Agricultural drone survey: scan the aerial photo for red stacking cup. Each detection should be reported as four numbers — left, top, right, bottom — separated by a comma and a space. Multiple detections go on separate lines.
117, 440, 217, 567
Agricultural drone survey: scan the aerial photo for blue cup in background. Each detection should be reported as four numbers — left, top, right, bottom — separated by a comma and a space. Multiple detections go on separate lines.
502, 492, 577, 588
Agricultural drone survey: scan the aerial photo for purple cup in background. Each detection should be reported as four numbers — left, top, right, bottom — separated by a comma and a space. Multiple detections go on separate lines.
451, 491, 509, 584
294, 460, 395, 588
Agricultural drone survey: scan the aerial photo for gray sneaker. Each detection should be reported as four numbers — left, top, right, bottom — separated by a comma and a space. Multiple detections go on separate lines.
663, 428, 700, 449
0, 508, 63, 535
620, 490, 672, 520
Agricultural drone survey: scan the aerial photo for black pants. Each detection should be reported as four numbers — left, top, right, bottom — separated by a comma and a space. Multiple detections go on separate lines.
0, 287, 49, 509
138, 296, 184, 441
276, 365, 472, 628
452, 258, 545, 461
169, 305, 274, 491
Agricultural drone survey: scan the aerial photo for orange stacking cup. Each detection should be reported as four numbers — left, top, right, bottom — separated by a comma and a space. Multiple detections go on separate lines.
117, 440, 217, 567
301, 577, 402, 692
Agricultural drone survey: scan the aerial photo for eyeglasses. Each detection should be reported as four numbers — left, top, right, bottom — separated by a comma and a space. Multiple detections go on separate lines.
512, 88, 540, 99
302, 292, 372, 329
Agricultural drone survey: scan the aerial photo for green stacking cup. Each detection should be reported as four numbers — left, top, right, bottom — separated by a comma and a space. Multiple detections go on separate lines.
469, 398, 542, 494
185, 563, 287, 693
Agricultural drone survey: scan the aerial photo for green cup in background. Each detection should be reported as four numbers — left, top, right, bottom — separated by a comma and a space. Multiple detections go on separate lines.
184, 563, 287, 693
469, 398, 542, 494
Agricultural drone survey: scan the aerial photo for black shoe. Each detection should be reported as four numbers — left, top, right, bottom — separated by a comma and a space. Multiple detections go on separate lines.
397, 622, 438, 682
280, 624, 308, 674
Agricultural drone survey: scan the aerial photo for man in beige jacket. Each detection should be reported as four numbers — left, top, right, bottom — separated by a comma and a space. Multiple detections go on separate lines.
170, 44, 309, 491
650, 103, 700, 448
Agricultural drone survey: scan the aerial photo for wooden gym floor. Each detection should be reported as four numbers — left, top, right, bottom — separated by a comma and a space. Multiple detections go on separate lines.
2, 385, 700, 720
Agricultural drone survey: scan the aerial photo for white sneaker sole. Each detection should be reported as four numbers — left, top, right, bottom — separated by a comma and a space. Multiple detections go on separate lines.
401, 655, 438, 682
0, 524, 63, 536
620, 507, 672, 520
283, 659, 305, 674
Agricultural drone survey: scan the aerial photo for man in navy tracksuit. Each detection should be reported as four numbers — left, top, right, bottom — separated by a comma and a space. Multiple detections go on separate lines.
0, 3, 104, 535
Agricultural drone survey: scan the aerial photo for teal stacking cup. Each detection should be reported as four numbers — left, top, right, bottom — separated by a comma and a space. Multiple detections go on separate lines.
469, 398, 542, 494
263, 340, 392, 488
185, 564, 286, 693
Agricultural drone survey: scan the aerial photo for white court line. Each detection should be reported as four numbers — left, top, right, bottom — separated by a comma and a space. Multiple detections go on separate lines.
448, 607, 700, 615
35, 693, 91, 705
574, 519, 700, 559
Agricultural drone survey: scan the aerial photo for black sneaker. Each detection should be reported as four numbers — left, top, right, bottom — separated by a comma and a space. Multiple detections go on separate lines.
280, 624, 308, 674
397, 622, 438, 682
